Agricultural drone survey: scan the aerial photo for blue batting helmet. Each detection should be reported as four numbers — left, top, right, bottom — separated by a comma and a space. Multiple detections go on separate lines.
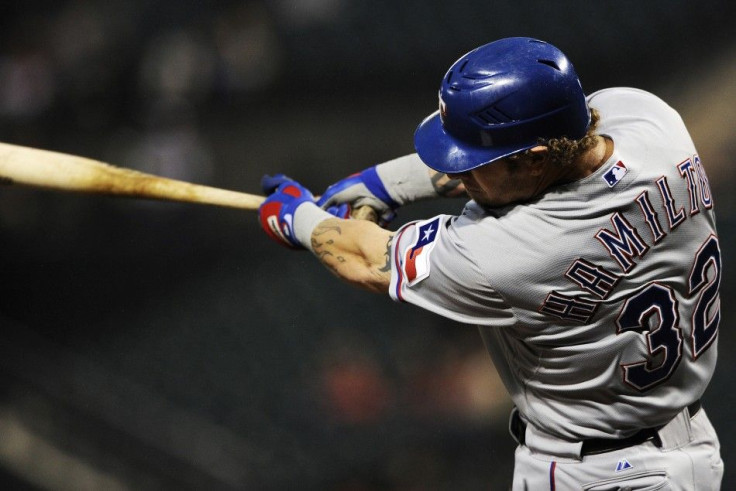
414, 37, 590, 173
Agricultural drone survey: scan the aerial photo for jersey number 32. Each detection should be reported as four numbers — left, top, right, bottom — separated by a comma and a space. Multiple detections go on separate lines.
616, 235, 721, 391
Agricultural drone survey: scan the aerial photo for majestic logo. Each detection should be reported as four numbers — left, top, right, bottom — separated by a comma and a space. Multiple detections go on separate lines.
404, 217, 441, 286
615, 458, 633, 472
603, 161, 628, 187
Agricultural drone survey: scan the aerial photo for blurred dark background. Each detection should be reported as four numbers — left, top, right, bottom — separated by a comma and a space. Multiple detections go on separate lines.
0, 1, 734, 489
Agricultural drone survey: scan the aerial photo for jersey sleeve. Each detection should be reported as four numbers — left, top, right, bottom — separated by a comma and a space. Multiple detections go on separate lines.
389, 215, 516, 326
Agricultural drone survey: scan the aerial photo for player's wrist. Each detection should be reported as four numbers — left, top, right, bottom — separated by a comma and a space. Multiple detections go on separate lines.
375, 154, 439, 205
293, 201, 334, 252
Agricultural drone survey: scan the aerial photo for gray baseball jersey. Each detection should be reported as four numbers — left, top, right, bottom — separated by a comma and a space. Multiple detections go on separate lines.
389, 87, 720, 441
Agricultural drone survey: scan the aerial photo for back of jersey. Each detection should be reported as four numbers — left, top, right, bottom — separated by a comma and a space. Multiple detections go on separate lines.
390, 87, 720, 440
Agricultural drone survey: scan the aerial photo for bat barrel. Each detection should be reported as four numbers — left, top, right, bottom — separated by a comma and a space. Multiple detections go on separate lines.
0, 142, 266, 210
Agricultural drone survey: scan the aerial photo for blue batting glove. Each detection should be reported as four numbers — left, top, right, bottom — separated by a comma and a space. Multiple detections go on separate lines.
259, 174, 316, 249
259, 174, 351, 249
323, 202, 351, 219
316, 166, 398, 226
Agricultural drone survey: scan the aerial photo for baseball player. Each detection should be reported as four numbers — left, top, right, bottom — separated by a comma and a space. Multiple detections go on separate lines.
258, 37, 723, 489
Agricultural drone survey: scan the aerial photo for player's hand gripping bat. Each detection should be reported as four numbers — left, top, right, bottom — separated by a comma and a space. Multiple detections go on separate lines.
0, 142, 378, 221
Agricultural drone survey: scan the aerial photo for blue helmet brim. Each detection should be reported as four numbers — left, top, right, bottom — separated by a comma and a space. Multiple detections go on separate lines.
413, 110, 539, 174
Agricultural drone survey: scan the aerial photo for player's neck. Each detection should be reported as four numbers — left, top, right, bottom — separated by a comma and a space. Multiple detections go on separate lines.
577, 136, 613, 178
546, 136, 612, 189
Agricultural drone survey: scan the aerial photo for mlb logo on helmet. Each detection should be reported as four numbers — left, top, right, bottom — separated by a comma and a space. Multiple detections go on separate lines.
404, 217, 441, 286
603, 160, 628, 187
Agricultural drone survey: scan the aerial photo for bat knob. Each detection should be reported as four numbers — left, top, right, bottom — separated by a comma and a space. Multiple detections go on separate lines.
351, 205, 379, 223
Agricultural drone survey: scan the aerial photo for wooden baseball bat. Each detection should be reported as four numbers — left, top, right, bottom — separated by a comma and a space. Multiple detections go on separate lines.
0, 142, 266, 209
0, 142, 378, 220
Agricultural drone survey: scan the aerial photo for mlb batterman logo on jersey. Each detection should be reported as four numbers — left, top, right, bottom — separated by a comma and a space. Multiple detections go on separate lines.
403, 217, 441, 286
603, 160, 628, 187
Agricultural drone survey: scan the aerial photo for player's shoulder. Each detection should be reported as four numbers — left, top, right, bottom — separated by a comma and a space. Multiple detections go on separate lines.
587, 87, 679, 119
587, 87, 679, 117
587, 87, 661, 102
588, 87, 688, 143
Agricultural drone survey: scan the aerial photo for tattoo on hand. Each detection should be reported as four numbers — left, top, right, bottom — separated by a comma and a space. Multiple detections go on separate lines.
431, 171, 466, 197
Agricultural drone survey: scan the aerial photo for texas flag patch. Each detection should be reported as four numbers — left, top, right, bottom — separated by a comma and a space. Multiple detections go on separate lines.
403, 217, 441, 286
602, 160, 628, 187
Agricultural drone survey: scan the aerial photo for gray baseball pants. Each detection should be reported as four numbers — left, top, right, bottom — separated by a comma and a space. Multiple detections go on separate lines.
510, 404, 723, 490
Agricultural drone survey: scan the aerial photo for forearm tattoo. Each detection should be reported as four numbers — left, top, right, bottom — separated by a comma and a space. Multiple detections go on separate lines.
430, 171, 466, 197
311, 223, 346, 275
310, 221, 394, 290
378, 235, 393, 273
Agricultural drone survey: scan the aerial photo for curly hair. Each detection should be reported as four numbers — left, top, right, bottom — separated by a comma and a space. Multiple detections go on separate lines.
508, 107, 600, 168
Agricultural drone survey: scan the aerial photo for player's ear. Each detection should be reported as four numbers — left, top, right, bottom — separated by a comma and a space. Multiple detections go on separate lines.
526, 146, 549, 176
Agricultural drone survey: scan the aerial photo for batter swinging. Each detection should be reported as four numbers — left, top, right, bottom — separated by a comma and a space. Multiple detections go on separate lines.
258, 37, 724, 489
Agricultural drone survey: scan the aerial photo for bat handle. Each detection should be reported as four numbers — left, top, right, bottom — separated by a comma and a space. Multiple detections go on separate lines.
351, 205, 379, 223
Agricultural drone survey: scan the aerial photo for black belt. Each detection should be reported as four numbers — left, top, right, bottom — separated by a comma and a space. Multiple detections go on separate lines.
511, 400, 701, 457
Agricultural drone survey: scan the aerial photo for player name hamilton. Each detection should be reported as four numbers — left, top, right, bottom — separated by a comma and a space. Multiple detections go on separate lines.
542, 154, 716, 327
